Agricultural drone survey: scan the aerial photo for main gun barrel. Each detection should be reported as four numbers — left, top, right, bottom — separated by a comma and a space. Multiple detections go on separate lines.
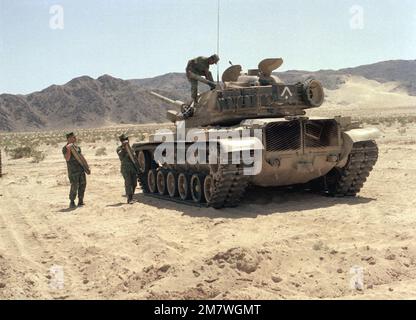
150, 91, 186, 108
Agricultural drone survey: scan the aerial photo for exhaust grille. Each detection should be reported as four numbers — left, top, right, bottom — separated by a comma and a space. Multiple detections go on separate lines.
265, 119, 339, 152
304, 120, 339, 148
265, 121, 301, 151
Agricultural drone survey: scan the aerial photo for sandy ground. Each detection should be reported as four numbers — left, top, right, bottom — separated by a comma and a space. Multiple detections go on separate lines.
0, 122, 415, 300
1, 78, 416, 300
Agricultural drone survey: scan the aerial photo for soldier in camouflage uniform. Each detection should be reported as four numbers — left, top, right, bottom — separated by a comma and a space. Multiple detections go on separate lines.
62, 132, 87, 209
117, 134, 138, 204
186, 54, 220, 103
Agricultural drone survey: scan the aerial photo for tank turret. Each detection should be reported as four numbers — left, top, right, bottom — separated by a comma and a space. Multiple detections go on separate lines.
151, 58, 325, 127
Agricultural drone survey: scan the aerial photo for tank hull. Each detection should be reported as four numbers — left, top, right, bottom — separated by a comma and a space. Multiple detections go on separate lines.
132, 116, 380, 208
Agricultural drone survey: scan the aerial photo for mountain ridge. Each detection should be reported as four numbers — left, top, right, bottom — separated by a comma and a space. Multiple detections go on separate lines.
1, 59, 415, 132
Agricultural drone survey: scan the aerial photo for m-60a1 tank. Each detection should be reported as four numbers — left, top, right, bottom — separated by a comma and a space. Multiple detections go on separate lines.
132, 58, 380, 208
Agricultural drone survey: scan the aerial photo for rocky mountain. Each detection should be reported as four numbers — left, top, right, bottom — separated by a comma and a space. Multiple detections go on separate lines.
339, 60, 416, 95
0, 60, 415, 132
0, 75, 179, 132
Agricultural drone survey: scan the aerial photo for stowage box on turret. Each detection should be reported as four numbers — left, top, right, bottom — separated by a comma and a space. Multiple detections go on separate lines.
132, 58, 380, 208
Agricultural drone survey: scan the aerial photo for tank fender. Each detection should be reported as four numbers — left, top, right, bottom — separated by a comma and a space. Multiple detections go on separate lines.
216, 137, 264, 153
338, 128, 381, 167
344, 127, 381, 143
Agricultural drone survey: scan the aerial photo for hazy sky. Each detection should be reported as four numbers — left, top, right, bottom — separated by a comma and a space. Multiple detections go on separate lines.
0, 0, 415, 94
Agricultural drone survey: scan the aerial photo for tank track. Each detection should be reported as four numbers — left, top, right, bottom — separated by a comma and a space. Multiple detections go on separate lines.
210, 165, 250, 208
138, 161, 249, 208
324, 140, 379, 196
138, 172, 150, 193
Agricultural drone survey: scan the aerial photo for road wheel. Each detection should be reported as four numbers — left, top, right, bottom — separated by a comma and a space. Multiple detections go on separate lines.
167, 171, 179, 198
156, 170, 168, 195
203, 175, 215, 204
178, 173, 190, 201
137, 150, 151, 173
147, 169, 157, 193
191, 174, 206, 203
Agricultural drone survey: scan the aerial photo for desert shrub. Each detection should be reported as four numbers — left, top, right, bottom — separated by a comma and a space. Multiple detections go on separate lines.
31, 150, 46, 163
9, 146, 34, 159
397, 117, 409, 127
101, 132, 115, 142
82, 135, 98, 143
47, 142, 59, 148
385, 121, 393, 127
398, 127, 407, 135
8, 145, 46, 162
136, 132, 145, 141
95, 147, 107, 156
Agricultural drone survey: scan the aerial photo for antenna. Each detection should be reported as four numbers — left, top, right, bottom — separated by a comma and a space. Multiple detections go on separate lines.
216, 0, 220, 84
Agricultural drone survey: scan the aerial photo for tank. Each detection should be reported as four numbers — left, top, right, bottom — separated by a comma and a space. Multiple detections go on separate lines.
132, 58, 380, 208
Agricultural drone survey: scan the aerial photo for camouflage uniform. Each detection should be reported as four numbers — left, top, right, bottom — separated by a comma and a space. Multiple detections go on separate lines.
117, 145, 138, 199
186, 56, 215, 101
62, 145, 86, 203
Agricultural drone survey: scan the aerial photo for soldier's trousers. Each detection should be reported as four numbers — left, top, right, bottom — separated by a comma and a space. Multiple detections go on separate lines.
69, 172, 86, 201
189, 79, 198, 102
122, 170, 138, 197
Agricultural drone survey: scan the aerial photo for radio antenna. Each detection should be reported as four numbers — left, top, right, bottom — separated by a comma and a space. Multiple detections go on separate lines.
216, 0, 220, 84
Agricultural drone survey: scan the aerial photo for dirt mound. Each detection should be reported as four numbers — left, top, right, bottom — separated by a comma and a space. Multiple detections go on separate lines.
210, 247, 262, 274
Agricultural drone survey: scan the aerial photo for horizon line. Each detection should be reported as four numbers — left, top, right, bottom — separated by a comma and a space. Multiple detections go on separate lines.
1, 57, 415, 96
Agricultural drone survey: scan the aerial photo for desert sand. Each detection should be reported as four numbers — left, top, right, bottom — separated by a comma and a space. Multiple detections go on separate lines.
1, 77, 416, 300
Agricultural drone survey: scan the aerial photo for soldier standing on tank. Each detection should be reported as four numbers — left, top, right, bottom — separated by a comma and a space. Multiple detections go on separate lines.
186, 54, 220, 104
117, 134, 138, 204
63, 132, 87, 209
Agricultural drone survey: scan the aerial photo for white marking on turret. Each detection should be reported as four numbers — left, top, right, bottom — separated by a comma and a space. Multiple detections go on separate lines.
281, 86, 293, 100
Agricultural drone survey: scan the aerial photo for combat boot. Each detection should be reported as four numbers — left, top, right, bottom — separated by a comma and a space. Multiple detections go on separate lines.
69, 200, 76, 209
127, 194, 133, 204
78, 199, 84, 207
181, 105, 194, 119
